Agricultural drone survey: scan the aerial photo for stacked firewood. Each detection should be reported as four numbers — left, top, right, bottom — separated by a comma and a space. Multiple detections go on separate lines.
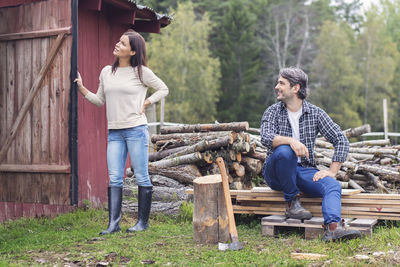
146, 122, 267, 190
314, 125, 400, 193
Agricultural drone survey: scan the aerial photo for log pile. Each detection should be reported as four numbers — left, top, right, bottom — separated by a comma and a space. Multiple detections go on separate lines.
123, 122, 400, 217
146, 122, 267, 190
314, 124, 400, 194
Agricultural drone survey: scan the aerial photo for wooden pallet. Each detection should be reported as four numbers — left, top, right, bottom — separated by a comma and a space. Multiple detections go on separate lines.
261, 215, 378, 240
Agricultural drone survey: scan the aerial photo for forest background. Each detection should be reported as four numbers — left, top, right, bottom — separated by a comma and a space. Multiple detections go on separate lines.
141, 0, 400, 138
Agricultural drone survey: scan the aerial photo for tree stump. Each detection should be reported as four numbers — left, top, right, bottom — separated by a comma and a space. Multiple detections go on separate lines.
193, 175, 230, 244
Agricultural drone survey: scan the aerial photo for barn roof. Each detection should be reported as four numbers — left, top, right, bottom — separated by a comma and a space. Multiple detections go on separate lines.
0, 0, 173, 28
101, 0, 172, 28
127, 1, 173, 28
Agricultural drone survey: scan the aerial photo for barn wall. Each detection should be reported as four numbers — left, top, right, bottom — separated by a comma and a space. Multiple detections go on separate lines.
77, 6, 127, 207
0, 0, 73, 221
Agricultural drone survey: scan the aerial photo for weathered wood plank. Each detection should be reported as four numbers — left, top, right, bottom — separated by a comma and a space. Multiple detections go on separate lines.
46, 174, 57, 205
0, 176, 6, 202
31, 37, 42, 164
0, 164, 70, 173
40, 38, 50, 162
0, 27, 71, 41
0, 42, 6, 147
49, 35, 60, 164
0, 33, 66, 163
5, 41, 16, 164
60, 36, 71, 165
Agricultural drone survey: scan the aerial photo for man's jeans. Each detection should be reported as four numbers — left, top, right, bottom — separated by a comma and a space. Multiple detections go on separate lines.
107, 125, 152, 187
263, 145, 341, 225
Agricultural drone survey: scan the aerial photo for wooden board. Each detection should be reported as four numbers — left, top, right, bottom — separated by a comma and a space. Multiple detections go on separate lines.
0, 0, 73, 221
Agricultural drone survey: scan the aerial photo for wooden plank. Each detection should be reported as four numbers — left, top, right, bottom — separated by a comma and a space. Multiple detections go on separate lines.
233, 205, 400, 220
31, 0, 42, 32
0, 42, 6, 147
47, 174, 58, 205
60, 36, 71, 166
40, 38, 50, 162
186, 188, 362, 197
5, 41, 16, 164
345, 194, 400, 200
14, 39, 26, 164
31, 174, 42, 203
40, 174, 50, 204
14, 174, 24, 202
0, 33, 66, 163
348, 219, 378, 228
22, 38, 33, 165
0, 164, 71, 174
0, 0, 43, 9
240, 203, 400, 215
0, 177, 6, 202
31, 36, 42, 164
56, 174, 70, 205
0, 27, 71, 41
6, 173, 16, 202
49, 36, 60, 164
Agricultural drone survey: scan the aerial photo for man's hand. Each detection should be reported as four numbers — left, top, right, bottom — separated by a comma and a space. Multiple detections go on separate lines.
289, 139, 309, 159
313, 170, 336, 182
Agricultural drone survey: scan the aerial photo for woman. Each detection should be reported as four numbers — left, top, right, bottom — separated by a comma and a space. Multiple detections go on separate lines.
74, 30, 168, 235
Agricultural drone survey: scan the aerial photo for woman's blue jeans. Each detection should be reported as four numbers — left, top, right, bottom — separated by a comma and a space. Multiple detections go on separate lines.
107, 125, 152, 188
263, 145, 341, 225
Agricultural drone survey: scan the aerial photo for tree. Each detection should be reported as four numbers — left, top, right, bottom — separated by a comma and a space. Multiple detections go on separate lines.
355, 7, 399, 131
310, 20, 363, 129
382, 0, 400, 136
147, 2, 221, 123
214, 0, 264, 126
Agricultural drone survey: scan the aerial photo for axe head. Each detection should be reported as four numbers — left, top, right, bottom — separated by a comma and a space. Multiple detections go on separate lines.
228, 241, 243, 251
218, 241, 243, 251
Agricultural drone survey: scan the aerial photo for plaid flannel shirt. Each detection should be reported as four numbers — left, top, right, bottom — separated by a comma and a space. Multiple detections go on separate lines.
260, 100, 349, 168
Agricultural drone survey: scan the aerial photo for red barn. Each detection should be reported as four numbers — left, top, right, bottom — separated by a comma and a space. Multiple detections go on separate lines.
0, 0, 171, 222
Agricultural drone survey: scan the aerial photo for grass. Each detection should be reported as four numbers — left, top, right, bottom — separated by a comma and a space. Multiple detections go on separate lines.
1, 205, 400, 266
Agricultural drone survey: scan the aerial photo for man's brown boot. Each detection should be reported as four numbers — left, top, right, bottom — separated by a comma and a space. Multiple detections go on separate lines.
322, 219, 361, 242
285, 196, 312, 220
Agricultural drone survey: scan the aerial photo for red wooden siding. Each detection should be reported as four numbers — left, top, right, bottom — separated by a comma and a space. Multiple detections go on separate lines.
0, 0, 73, 222
77, 6, 127, 207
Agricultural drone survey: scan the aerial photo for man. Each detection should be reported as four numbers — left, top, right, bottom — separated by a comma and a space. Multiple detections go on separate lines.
260, 67, 361, 242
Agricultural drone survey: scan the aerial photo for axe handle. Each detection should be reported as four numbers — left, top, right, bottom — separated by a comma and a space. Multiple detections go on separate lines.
216, 157, 239, 241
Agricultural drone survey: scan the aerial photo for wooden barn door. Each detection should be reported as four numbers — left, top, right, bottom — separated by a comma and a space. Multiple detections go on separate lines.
0, 0, 74, 221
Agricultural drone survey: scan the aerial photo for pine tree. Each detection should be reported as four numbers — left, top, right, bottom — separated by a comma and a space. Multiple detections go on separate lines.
215, 0, 264, 126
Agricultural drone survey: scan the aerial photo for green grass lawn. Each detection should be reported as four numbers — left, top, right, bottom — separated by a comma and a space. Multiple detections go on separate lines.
1, 205, 400, 266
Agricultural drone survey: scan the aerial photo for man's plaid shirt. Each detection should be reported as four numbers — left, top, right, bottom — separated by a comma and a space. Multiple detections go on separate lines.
260, 100, 349, 168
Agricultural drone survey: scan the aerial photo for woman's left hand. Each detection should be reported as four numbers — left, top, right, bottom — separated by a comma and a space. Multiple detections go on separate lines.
141, 99, 151, 114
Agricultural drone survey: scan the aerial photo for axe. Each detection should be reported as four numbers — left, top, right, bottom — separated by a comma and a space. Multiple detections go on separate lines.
216, 157, 243, 251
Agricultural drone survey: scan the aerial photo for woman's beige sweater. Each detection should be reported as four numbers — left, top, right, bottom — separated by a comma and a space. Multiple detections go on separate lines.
85, 65, 168, 129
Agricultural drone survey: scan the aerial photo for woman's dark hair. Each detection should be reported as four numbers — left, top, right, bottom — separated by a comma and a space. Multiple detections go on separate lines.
112, 29, 148, 83
279, 67, 308, 99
